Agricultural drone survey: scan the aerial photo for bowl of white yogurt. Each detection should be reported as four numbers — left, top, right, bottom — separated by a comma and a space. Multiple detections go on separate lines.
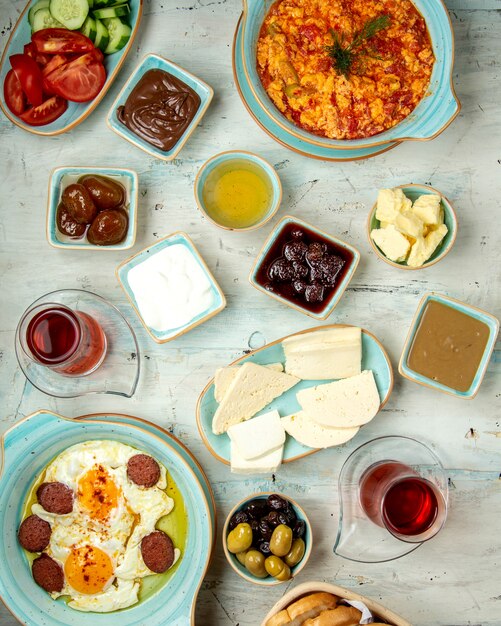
116, 232, 226, 342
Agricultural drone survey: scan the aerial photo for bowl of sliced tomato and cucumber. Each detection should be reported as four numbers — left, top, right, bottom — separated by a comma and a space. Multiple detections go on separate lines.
0, 0, 142, 133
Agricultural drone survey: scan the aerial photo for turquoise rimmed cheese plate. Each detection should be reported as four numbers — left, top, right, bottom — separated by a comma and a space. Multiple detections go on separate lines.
196, 324, 394, 466
0, 0, 143, 136
0, 410, 213, 625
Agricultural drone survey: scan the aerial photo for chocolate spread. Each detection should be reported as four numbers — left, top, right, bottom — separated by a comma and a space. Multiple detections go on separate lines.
117, 68, 201, 152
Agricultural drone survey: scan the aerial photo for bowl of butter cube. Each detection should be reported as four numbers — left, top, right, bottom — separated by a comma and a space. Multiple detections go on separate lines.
367, 184, 458, 270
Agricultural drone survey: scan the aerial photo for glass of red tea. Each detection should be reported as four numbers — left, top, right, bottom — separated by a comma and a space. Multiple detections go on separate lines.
19, 304, 107, 377
359, 460, 447, 543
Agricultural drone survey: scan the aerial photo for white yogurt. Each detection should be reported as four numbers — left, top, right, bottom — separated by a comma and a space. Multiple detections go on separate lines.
127, 244, 215, 332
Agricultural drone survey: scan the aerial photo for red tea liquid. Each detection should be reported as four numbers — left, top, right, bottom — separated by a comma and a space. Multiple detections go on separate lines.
359, 461, 439, 537
26, 307, 106, 376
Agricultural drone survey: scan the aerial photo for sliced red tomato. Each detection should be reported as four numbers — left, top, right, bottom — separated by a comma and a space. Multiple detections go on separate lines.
10, 53, 44, 106
20, 95, 67, 126
44, 52, 106, 103
3, 69, 27, 116
32, 29, 94, 55
24, 42, 50, 67
42, 54, 70, 77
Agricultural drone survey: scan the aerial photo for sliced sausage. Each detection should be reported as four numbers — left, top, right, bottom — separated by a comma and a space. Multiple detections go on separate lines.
127, 454, 161, 488
37, 482, 74, 514
32, 554, 64, 593
18, 515, 52, 552
141, 530, 175, 573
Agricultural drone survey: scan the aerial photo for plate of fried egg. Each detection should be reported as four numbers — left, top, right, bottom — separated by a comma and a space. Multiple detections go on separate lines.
0, 410, 213, 625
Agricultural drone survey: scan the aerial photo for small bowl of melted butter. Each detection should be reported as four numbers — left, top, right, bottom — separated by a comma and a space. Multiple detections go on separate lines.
194, 151, 282, 231
399, 292, 499, 399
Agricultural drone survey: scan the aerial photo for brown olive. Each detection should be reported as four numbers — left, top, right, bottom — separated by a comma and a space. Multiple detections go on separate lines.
56, 202, 86, 238
78, 174, 126, 211
284, 538, 305, 567
264, 555, 291, 581
244, 549, 267, 578
269, 524, 293, 557
61, 183, 97, 225
87, 209, 128, 246
227, 522, 253, 554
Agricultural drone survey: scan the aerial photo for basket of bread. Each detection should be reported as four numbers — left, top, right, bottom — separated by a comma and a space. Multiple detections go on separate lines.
261, 581, 412, 626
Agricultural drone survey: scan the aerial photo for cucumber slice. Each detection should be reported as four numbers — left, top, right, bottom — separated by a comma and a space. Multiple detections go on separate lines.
93, 18, 110, 51
87, 0, 94, 8
93, 4, 129, 19
80, 15, 97, 40
102, 17, 131, 54
49, 0, 89, 29
32, 7, 64, 31
28, 0, 50, 27
93, 0, 124, 8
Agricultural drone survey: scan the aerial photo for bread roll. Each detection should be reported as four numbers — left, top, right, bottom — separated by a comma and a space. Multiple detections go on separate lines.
266, 609, 292, 626
303, 606, 362, 626
265, 592, 339, 626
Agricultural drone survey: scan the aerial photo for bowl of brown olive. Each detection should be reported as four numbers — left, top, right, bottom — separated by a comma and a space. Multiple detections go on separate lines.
47, 166, 138, 250
223, 492, 312, 586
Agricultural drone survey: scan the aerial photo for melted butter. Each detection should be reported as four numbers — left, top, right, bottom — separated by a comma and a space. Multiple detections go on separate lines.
21, 455, 188, 607
407, 300, 490, 392
202, 159, 273, 228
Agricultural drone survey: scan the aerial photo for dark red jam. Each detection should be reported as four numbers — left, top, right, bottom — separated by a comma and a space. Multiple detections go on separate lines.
255, 221, 354, 314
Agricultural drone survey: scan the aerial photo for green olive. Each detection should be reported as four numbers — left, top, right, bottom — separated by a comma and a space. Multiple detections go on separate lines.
227, 523, 253, 554
235, 551, 248, 566
244, 549, 267, 578
265, 555, 291, 581
284, 538, 305, 567
269, 524, 293, 557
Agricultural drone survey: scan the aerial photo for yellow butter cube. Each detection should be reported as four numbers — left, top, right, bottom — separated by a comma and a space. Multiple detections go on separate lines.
412, 194, 441, 225
375, 188, 411, 223
394, 210, 424, 239
407, 237, 428, 267
371, 225, 411, 262
424, 223, 448, 258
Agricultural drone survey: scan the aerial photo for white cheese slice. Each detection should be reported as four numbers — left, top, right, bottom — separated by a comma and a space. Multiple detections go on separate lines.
227, 410, 285, 460
214, 363, 283, 403
371, 225, 411, 263
211, 362, 299, 435
283, 327, 361, 380
281, 412, 359, 449
296, 370, 381, 428
412, 194, 441, 225
230, 441, 283, 474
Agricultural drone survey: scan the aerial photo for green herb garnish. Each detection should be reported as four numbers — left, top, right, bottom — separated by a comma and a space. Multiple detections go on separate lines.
325, 15, 391, 78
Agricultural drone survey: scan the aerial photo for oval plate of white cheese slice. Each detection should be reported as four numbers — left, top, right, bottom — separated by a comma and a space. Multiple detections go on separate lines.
196, 324, 394, 467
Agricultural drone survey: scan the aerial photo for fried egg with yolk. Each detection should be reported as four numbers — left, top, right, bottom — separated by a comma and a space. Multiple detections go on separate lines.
30, 440, 177, 612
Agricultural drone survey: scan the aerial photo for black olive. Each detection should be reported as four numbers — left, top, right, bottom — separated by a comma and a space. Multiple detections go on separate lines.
267, 494, 287, 511
258, 520, 273, 541
257, 540, 271, 556
284, 505, 297, 525
245, 499, 268, 519
229, 510, 249, 530
265, 511, 280, 527
250, 519, 259, 534
293, 519, 306, 538
277, 512, 289, 525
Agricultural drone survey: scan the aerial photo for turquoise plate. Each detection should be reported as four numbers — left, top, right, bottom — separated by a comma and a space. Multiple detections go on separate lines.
399, 293, 499, 399
233, 15, 399, 162
239, 0, 460, 151
47, 166, 138, 250
196, 325, 394, 465
0, 410, 213, 626
116, 232, 226, 343
107, 53, 213, 161
0, 0, 143, 136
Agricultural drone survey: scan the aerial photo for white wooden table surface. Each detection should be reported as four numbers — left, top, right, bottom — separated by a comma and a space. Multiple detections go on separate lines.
0, 0, 500, 624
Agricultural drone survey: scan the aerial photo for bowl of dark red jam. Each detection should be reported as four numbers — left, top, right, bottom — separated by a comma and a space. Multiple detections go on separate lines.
249, 216, 360, 319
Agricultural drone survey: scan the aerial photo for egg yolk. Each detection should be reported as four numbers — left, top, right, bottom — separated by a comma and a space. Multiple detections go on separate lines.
77, 465, 119, 521
65, 545, 114, 595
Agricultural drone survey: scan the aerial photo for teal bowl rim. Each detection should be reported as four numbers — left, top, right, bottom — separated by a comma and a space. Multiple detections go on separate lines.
194, 150, 283, 231
249, 215, 360, 320
398, 292, 500, 399
106, 53, 214, 161
367, 183, 458, 270
222, 492, 312, 586
240, 0, 461, 150
232, 15, 400, 162
116, 231, 226, 343
0, 410, 213, 625
46, 166, 138, 251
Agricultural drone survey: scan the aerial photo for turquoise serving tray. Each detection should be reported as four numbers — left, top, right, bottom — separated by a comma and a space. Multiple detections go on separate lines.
196, 325, 394, 465
233, 15, 399, 161
0, 410, 213, 626
0, 0, 143, 136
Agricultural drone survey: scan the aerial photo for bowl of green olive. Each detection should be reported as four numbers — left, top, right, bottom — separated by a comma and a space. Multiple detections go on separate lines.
222, 492, 312, 586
